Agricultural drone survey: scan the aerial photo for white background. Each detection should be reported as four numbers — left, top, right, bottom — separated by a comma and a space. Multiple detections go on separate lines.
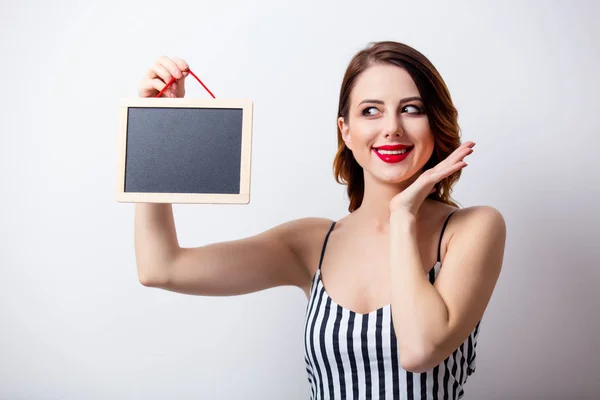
1, 0, 599, 398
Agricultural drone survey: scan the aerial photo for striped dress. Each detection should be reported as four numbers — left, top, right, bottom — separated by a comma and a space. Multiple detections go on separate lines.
303, 213, 480, 399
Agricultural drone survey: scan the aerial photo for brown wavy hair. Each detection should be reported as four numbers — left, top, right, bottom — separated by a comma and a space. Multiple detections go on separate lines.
333, 41, 462, 212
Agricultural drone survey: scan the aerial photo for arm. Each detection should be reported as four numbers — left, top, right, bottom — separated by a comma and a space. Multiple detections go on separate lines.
135, 203, 318, 296
135, 203, 180, 286
389, 206, 506, 373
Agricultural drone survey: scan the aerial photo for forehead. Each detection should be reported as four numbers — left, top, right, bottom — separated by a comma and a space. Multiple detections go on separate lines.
350, 64, 420, 104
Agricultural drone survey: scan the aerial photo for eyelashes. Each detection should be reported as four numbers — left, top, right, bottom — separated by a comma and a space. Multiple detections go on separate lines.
402, 104, 423, 114
361, 104, 423, 116
361, 106, 380, 116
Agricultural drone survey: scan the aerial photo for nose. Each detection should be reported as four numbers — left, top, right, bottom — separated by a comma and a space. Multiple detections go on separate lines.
383, 115, 403, 138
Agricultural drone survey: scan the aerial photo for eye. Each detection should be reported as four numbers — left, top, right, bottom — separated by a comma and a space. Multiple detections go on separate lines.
402, 104, 422, 114
361, 106, 381, 117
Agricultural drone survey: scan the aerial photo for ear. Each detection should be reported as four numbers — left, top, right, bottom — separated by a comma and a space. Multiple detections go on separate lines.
338, 116, 352, 150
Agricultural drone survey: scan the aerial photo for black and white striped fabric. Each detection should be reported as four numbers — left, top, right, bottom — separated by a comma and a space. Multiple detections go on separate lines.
304, 216, 480, 400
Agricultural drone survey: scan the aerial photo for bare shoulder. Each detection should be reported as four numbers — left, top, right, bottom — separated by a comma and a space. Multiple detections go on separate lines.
451, 205, 506, 235
445, 205, 507, 262
274, 217, 336, 287
278, 216, 336, 252
279, 216, 335, 230
272, 216, 335, 240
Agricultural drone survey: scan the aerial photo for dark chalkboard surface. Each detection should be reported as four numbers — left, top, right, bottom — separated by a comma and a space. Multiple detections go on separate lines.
116, 98, 253, 204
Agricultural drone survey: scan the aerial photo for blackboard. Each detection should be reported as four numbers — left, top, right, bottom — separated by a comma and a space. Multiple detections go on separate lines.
115, 98, 253, 204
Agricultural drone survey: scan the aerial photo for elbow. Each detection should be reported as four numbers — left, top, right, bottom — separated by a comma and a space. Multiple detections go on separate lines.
136, 263, 169, 288
400, 356, 432, 374
399, 341, 440, 373
138, 273, 158, 287
135, 250, 179, 288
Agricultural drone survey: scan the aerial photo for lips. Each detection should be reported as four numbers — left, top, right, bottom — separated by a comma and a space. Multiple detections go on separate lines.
373, 144, 414, 163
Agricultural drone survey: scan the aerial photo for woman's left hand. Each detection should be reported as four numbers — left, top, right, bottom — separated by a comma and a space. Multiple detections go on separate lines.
389, 141, 476, 218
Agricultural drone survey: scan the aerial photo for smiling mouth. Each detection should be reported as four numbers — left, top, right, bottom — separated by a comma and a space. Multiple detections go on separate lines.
374, 148, 411, 155
372, 146, 414, 163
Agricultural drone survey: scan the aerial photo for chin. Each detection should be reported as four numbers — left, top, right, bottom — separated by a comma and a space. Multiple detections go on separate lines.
357, 149, 430, 186
372, 167, 417, 185
368, 150, 428, 182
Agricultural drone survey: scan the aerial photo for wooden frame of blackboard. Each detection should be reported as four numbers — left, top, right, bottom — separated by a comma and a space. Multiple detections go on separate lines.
115, 97, 253, 204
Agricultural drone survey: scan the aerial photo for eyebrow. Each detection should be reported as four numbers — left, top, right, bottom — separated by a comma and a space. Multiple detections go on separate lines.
358, 96, 423, 106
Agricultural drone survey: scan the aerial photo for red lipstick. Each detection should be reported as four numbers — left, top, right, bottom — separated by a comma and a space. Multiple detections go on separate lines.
372, 144, 413, 163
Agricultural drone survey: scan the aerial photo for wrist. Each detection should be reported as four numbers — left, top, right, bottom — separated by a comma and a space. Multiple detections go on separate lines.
390, 210, 417, 231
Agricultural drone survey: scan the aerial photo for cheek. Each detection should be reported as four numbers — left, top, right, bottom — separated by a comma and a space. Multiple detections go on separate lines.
353, 120, 383, 143
347, 124, 378, 150
418, 135, 435, 162
406, 120, 435, 163
406, 119, 433, 145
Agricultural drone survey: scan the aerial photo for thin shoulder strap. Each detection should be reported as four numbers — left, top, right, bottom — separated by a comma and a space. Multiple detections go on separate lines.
437, 210, 457, 263
318, 221, 337, 270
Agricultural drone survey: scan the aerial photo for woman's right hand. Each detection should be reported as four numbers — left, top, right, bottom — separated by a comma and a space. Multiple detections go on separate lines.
138, 56, 190, 98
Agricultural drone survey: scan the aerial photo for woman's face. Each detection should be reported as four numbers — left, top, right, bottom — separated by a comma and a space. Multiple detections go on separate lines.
338, 63, 435, 185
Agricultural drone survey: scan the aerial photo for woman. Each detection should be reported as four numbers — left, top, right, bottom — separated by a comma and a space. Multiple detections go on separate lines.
135, 41, 506, 400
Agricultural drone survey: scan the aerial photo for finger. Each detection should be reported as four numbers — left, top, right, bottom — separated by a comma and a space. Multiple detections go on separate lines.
138, 76, 159, 96
172, 56, 190, 75
438, 147, 473, 173
423, 142, 474, 182
427, 158, 468, 182
148, 63, 173, 84
157, 56, 184, 80
447, 142, 475, 163
147, 78, 171, 97
437, 161, 468, 180
456, 141, 475, 151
